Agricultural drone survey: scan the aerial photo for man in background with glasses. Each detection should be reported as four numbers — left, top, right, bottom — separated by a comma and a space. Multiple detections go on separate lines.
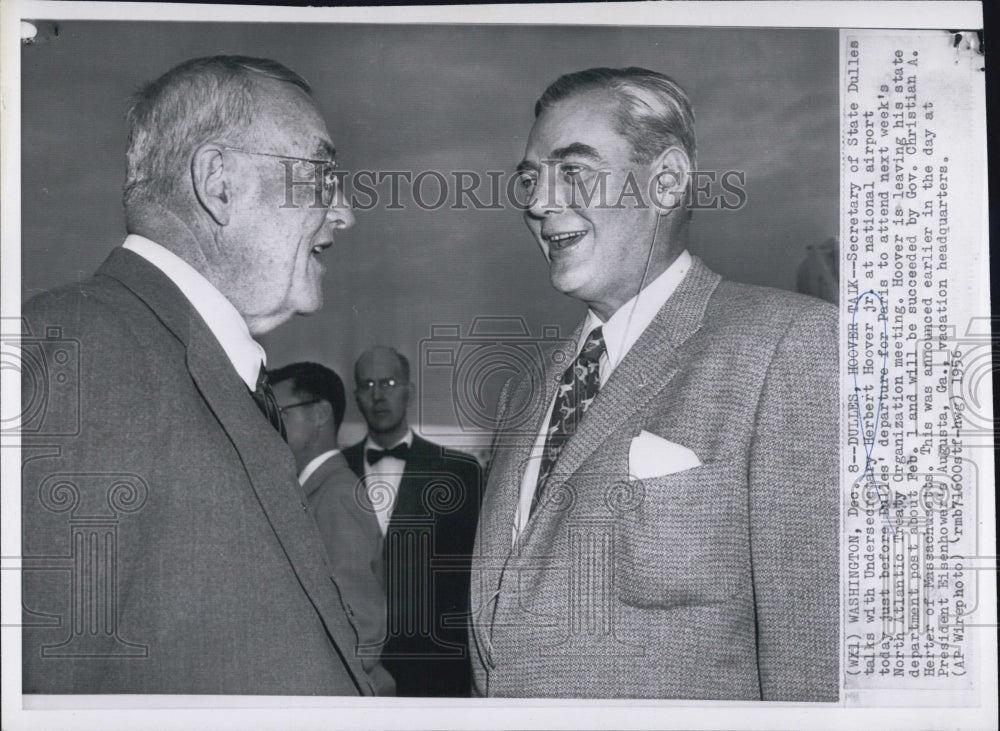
270, 362, 393, 695
343, 346, 483, 696
21, 56, 369, 694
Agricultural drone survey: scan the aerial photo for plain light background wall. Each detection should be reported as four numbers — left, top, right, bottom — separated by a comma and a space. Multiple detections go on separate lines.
20, 22, 838, 443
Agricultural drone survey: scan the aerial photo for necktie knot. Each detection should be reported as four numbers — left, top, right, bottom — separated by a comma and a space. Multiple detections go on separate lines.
578, 325, 606, 365
367, 442, 410, 465
251, 364, 286, 441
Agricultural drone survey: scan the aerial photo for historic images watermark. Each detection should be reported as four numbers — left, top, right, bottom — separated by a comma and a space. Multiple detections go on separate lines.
273, 161, 749, 212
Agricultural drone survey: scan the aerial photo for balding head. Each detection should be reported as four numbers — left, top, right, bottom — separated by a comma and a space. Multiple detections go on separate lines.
354, 346, 412, 447
354, 346, 410, 385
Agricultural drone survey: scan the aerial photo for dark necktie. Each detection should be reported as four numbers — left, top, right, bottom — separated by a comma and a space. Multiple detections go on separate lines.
530, 325, 606, 516
367, 442, 410, 465
251, 365, 286, 441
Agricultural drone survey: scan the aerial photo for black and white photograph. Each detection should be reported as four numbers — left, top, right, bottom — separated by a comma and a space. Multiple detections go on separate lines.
0, 2, 993, 730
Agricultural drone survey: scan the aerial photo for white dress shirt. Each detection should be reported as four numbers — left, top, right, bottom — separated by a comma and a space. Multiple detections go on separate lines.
362, 429, 414, 535
298, 449, 341, 486
122, 234, 266, 389
513, 249, 693, 542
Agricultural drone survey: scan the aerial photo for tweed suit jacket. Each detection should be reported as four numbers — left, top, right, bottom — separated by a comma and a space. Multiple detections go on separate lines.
470, 255, 838, 700
344, 435, 483, 696
302, 451, 395, 694
21, 248, 376, 695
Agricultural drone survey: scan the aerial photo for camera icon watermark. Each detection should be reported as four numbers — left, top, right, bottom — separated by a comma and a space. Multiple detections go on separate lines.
417, 317, 574, 441
1, 318, 80, 438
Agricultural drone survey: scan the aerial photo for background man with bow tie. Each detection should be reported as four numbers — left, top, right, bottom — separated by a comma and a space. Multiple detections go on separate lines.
343, 346, 483, 696
470, 67, 838, 700
20, 56, 371, 694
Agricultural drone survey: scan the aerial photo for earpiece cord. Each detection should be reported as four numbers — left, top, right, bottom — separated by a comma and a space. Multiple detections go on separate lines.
620, 193, 662, 349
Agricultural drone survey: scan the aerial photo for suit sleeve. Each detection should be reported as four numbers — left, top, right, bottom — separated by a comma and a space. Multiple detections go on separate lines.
747, 302, 839, 701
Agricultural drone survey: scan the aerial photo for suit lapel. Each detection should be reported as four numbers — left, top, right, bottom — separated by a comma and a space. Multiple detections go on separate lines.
391, 435, 434, 520
102, 248, 375, 695
534, 256, 722, 512
302, 453, 338, 500
342, 442, 365, 477
478, 331, 580, 563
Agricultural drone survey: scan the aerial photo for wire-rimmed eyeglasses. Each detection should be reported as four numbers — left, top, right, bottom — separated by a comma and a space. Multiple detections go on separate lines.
278, 398, 323, 415
221, 146, 341, 206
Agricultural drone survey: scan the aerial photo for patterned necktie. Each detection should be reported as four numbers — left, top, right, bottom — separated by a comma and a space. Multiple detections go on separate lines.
530, 325, 606, 516
251, 365, 287, 441
367, 443, 410, 465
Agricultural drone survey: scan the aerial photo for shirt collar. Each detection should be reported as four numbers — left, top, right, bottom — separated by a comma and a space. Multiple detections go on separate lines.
122, 234, 266, 389
364, 428, 414, 454
298, 449, 341, 486
581, 249, 692, 369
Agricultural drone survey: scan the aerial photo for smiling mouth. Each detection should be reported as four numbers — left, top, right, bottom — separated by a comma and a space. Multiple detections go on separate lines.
543, 230, 587, 252
311, 241, 333, 256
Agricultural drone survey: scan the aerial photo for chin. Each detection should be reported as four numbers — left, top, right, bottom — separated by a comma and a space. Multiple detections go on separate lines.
549, 268, 591, 299
295, 291, 324, 314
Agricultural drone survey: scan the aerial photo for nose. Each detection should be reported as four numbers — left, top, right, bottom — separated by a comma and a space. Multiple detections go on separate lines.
525, 167, 564, 220
327, 197, 355, 229
326, 202, 354, 229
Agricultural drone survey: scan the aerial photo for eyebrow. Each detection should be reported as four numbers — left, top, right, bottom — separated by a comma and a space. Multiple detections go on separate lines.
516, 141, 602, 173
550, 142, 601, 161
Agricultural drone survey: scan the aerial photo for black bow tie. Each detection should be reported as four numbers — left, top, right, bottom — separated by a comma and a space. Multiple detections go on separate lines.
366, 443, 410, 465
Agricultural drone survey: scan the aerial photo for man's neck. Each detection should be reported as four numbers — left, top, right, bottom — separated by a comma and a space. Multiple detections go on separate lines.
368, 424, 409, 449
298, 437, 339, 473
585, 245, 685, 322
130, 206, 210, 268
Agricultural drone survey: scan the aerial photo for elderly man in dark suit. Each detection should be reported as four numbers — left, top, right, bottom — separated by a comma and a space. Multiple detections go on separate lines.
470, 67, 838, 700
270, 362, 393, 694
343, 346, 483, 697
20, 56, 374, 694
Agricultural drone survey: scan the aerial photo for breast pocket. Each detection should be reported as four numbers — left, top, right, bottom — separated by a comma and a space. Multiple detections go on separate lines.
614, 460, 751, 609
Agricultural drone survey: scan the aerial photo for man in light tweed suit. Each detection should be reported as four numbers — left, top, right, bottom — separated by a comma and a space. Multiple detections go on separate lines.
470, 67, 838, 700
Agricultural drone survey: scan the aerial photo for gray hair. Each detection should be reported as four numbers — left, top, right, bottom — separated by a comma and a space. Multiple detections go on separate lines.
123, 56, 311, 218
534, 67, 697, 169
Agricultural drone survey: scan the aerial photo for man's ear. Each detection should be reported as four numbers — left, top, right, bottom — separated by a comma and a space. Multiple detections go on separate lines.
651, 146, 691, 215
191, 143, 231, 226
314, 399, 334, 426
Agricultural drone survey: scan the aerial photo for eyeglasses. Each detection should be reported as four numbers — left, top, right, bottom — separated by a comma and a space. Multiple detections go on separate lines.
221, 146, 341, 206
356, 378, 404, 392
278, 398, 322, 415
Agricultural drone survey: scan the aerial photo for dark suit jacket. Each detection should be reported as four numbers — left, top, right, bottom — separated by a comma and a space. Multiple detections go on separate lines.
344, 435, 482, 696
21, 248, 375, 695
303, 451, 394, 694
471, 256, 838, 700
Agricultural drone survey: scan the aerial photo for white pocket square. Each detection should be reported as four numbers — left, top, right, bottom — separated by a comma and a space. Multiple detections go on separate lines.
628, 430, 702, 479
